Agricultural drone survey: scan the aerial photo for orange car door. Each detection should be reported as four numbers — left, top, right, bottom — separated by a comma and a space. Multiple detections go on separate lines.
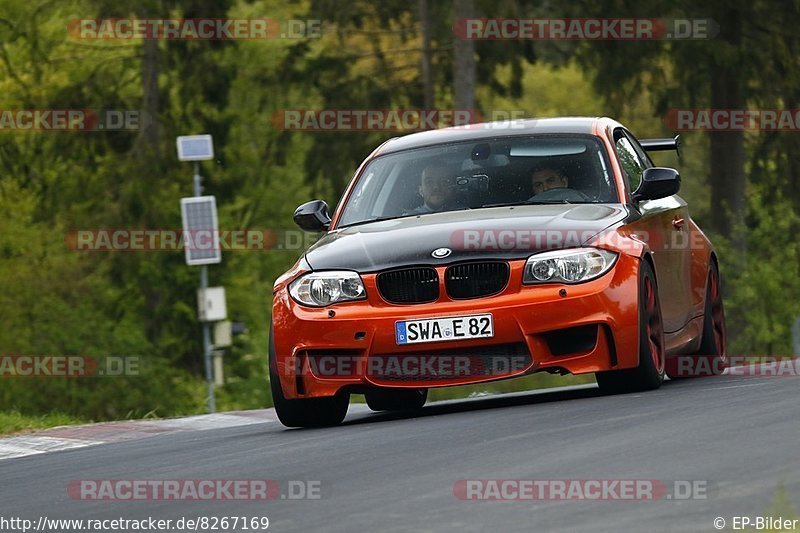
614, 129, 693, 333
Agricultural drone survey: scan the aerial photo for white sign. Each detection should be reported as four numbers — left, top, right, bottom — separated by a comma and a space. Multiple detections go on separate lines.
176, 134, 214, 161
198, 287, 227, 322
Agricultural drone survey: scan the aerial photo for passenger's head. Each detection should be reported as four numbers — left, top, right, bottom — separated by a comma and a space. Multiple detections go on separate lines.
531, 168, 568, 195
420, 163, 456, 210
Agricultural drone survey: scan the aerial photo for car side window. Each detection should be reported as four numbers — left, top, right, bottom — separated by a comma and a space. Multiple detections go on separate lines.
626, 132, 654, 169
614, 131, 647, 194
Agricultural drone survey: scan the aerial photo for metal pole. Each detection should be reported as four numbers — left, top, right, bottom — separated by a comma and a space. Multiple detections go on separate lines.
201, 267, 215, 413
193, 161, 202, 196
194, 161, 216, 413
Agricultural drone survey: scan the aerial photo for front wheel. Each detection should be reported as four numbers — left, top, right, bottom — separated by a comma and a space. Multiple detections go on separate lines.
596, 260, 666, 394
269, 324, 349, 428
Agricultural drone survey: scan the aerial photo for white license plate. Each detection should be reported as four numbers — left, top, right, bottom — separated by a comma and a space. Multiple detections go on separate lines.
395, 314, 494, 345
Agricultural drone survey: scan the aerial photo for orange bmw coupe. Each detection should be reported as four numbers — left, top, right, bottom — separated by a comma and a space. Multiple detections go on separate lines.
270, 117, 727, 427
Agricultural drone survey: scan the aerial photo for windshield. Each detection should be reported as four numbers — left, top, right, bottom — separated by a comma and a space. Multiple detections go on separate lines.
337, 134, 617, 227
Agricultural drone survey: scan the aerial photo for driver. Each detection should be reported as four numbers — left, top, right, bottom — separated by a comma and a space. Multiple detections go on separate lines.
409, 163, 458, 214
530, 167, 569, 196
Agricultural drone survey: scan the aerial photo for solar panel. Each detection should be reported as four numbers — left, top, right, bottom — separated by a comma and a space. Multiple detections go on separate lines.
176, 134, 214, 161
181, 196, 221, 265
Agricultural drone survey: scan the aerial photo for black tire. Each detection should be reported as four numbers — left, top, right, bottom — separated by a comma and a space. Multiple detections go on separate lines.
666, 262, 727, 378
269, 324, 349, 428
364, 388, 428, 412
596, 260, 666, 393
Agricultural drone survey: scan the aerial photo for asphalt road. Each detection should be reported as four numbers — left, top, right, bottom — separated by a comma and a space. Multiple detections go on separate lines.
1, 372, 798, 533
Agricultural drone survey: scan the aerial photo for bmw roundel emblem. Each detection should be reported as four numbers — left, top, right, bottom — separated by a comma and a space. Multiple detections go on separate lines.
431, 247, 452, 259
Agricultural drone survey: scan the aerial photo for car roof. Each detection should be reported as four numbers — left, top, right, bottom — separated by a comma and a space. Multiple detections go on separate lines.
376, 116, 619, 155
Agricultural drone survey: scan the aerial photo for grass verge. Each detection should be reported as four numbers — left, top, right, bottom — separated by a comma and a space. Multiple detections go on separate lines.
0, 411, 87, 437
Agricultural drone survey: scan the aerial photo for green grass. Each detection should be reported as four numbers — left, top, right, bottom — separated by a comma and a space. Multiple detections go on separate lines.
0, 411, 87, 436
745, 485, 798, 532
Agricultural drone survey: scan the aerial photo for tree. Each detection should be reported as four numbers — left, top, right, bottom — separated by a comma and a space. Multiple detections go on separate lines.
452, 0, 475, 110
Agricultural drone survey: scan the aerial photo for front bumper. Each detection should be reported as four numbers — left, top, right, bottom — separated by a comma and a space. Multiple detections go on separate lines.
272, 254, 641, 399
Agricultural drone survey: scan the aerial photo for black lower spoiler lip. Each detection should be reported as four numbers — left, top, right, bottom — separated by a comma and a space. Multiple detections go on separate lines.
640, 135, 681, 156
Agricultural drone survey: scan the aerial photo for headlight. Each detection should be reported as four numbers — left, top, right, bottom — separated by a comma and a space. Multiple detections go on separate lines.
523, 248, 618, 284
289, 271, 367, 307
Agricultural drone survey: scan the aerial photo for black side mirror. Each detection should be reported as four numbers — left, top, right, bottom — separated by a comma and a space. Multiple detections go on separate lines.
632, 167, 681, 202
293, 200, 331, 232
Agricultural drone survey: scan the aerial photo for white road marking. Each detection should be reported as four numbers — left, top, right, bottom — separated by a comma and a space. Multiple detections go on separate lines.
0, 411, 278, 462
691, 382, 771, 391
149, 413, 269, 431
0, 436, 101, 460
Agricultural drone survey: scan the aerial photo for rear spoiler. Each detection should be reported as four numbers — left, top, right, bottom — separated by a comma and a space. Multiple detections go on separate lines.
640, 135, 681, 157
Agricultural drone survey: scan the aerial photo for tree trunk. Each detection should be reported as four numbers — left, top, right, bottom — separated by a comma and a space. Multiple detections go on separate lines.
452, 0, 475, 113
783, 66, 800, 213
708, 8, 745, 244
138, 37, 159, 152
419, 0, 434, 112
137, 34, 161, 345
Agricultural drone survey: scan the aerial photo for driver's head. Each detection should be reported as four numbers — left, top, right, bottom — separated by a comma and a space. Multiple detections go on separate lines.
419, 163, 456, 210
531, 168, 568, 195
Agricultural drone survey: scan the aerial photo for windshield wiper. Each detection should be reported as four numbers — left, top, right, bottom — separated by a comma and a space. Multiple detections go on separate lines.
338, 214, 413, 229
478, 199, 577, 208
339, 206, 476, 228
